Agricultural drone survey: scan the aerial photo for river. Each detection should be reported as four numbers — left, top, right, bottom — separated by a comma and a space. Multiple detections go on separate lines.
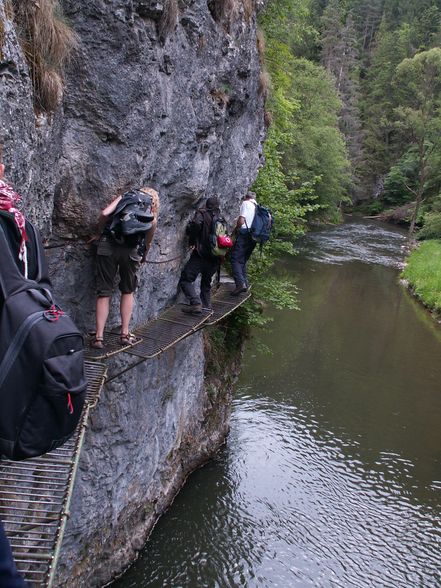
115, 219, 441, 588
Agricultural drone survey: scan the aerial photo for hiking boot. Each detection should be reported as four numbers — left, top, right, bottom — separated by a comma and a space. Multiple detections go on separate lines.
230, 284, 248, 296
181, 304, 203, 315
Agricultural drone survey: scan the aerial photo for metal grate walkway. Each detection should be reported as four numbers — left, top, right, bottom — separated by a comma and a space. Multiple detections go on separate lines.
206, 283, 251, 325
85, 331, 142, 361
0, 281, 251, 585
85, 284, 250, 362
0, 361, 107, 588
126, 306, 212, 359
104, 285, 250, 381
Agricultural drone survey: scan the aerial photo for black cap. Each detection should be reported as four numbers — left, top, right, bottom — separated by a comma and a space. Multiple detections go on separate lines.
206, 196, 220, 210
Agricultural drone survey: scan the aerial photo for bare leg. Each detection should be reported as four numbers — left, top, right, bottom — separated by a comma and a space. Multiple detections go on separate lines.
120, 292, 134, 335
95, 296, 110, 339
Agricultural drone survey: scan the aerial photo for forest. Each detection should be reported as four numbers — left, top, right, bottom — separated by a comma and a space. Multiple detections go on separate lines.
255, 0, 441, 238
244, 0, 441, 318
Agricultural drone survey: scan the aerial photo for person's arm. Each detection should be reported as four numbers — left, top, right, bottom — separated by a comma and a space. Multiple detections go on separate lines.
235, 215, 246, 230
235, 201, 249, 231
141, 218, 157, 263
88, 195, 122, 243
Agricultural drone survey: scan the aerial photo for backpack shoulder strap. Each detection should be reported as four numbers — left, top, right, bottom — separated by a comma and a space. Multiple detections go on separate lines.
0, 222, 31, 298
26, 221, 50, 285
112, 194, 131, 216
0, 218, 49, 298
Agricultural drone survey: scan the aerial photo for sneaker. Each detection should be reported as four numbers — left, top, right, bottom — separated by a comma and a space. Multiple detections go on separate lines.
230, 284, 247, 296
181, 304, 203, 315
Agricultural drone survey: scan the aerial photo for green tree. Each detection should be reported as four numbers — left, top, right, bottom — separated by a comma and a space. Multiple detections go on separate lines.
283, 58, 351, 212
321, 4, 363, 196
393, 48, 441, 235
360, 18, 413, 192
239, 0, 351, 326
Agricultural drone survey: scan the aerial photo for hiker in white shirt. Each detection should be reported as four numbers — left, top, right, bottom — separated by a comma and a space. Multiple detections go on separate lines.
230, 191, 258, 295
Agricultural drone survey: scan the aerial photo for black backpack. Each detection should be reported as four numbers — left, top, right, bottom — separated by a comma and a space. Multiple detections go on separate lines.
0, 212, 87, 461
108, 189, 154, 246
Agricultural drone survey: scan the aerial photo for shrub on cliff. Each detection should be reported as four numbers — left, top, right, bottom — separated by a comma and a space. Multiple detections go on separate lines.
10, 0, 77, 113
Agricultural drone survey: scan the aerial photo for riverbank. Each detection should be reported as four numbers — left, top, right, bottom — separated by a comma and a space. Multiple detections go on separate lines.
401, 239, 441, 316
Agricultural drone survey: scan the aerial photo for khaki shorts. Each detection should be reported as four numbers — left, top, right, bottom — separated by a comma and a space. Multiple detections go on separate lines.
96, 237, 141, 297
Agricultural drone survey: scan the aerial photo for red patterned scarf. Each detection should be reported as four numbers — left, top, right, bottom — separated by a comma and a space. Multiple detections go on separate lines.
0, 180, 28, 277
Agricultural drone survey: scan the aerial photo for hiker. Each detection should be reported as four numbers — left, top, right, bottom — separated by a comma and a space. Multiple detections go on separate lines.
90, 187, 159, 348
230, 191, 258, 295
0, 148, 87, 460
0, 520, 27, 587
179, 196, 225, 314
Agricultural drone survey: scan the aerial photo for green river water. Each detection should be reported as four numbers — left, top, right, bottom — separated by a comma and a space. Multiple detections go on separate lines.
116, 220, 441, 587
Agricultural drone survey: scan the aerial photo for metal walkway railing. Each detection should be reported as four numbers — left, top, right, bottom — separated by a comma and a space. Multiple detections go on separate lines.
0, 361, 107, 588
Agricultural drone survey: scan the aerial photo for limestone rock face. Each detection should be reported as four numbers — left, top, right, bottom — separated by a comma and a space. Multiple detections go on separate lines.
0, 0, 263, 585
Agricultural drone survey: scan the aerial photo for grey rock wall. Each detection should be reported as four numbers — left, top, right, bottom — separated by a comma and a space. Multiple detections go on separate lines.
0, 0, 264, 585
56, 335, 236, 587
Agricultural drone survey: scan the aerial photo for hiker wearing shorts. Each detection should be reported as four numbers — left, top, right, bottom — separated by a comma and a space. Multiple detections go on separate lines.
90, 187, 159, 348
179, 196, 222, 314
230, 191, 257, 295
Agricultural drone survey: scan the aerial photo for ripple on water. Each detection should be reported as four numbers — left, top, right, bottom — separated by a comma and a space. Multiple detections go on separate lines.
216, 399, 441, 588
117, 397, 441, 588
298, 222, 408, 268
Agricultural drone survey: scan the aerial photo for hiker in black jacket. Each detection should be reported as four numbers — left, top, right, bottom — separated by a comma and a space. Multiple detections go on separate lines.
179, 196, 221, 314
0, 152, 28, 588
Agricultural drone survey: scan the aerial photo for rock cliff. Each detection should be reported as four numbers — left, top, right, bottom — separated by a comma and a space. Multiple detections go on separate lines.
0, 0, 264, 584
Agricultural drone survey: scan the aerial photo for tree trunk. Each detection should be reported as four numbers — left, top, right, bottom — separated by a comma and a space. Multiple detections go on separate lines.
408, 145, 428, 238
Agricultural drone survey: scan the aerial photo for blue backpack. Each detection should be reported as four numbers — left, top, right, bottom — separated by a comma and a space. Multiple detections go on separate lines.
249, 202, 273, 247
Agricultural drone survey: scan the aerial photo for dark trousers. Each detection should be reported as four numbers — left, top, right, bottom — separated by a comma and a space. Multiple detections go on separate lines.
179, 251, 219, 308
230, 230, 256, 287
0, 520, 27, 587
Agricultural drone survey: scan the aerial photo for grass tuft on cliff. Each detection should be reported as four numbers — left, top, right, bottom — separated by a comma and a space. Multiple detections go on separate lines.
208, 0, 255, 29
159, 0, 178, 38
11, 0, 77, 113
402, 240, 441, 313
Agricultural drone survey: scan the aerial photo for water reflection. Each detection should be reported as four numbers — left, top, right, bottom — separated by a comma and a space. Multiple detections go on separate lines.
116, 221, 441, 588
